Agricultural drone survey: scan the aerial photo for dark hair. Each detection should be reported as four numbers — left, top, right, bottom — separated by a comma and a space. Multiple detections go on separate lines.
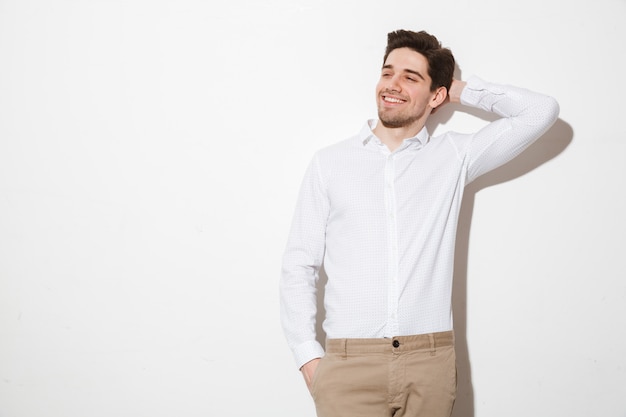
383, 30, 455, 92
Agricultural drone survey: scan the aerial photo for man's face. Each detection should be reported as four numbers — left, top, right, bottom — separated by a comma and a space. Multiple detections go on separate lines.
376, 47, 437, 129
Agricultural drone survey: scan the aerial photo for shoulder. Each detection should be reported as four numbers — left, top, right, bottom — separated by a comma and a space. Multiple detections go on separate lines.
306, 132, 372, 186
430, 130, 473, 149
314, 133, 365, 163
427, 130, 475, 162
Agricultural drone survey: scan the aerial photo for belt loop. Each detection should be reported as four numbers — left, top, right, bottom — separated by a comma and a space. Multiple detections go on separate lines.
341, 339, 347, 360
428, 333, 436, 356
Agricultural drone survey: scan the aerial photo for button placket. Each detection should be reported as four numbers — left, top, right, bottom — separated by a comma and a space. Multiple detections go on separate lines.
383, 153, 400, 336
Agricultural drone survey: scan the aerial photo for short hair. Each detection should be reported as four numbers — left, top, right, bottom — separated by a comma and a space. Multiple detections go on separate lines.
383, 30, 455, 92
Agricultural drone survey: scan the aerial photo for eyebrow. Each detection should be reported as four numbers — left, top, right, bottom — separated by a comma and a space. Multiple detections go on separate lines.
382, 64, 426, 81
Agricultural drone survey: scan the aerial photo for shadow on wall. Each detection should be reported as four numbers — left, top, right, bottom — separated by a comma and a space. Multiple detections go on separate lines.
449, 117, 573, 417
314, 114, 573, 417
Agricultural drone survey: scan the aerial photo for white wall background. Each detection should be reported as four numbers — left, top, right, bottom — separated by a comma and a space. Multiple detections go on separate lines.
1, 0, 624, 416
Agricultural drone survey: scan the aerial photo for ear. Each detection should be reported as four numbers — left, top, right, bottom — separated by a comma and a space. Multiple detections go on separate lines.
430, 86, 448, 110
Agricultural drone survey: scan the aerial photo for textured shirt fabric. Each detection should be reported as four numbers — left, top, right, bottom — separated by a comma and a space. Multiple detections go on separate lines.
280, 76, 560, 369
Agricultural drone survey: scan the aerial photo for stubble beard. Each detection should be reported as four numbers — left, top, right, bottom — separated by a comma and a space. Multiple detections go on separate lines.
377, 107, 424, 129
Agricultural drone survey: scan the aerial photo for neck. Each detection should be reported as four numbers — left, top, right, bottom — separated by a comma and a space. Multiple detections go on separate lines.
372, 120, 426, 152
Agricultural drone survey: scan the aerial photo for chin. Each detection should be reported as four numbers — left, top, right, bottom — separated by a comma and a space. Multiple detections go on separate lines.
378, 113, 412, 128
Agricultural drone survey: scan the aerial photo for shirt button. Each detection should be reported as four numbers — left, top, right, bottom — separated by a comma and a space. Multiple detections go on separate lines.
392, 340, 400, 348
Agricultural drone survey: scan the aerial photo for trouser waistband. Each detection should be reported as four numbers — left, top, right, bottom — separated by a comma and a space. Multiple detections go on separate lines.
325, 331, 454, 354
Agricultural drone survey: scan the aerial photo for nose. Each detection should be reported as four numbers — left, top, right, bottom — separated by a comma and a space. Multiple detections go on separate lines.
386, 75, 401, 92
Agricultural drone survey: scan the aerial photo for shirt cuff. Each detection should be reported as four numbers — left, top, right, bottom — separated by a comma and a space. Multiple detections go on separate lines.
293, 340, 325, 370
460, 75, 506, 109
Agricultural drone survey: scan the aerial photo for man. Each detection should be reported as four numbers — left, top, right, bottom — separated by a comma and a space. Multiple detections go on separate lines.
280, 29, 559, 417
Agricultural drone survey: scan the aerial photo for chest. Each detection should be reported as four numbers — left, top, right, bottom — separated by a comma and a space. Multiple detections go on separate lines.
325, 147, 465, 216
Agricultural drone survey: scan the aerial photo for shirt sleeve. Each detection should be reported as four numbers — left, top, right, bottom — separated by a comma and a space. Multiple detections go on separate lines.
460, 76, 560, 183
280, 153, 329, 369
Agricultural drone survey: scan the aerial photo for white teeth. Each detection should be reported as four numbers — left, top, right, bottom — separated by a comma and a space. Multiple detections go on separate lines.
384, 97, 404, 103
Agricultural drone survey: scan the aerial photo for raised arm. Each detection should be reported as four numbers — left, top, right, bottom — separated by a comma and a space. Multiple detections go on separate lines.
448, 76, 560, 182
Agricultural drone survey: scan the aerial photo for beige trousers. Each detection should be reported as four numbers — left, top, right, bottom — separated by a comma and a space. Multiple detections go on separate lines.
310, 331, 457, 417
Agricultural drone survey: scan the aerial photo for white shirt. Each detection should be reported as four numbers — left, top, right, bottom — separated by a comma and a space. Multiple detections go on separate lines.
280, 76, 559, 369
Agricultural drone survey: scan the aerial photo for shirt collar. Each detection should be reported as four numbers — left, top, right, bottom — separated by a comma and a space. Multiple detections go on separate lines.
360, 119, 430, 149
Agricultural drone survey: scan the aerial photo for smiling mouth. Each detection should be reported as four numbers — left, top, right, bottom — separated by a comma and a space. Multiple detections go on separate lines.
382, 95, 406, 104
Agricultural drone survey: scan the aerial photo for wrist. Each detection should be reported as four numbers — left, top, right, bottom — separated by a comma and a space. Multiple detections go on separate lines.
449, 79, 466, 103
